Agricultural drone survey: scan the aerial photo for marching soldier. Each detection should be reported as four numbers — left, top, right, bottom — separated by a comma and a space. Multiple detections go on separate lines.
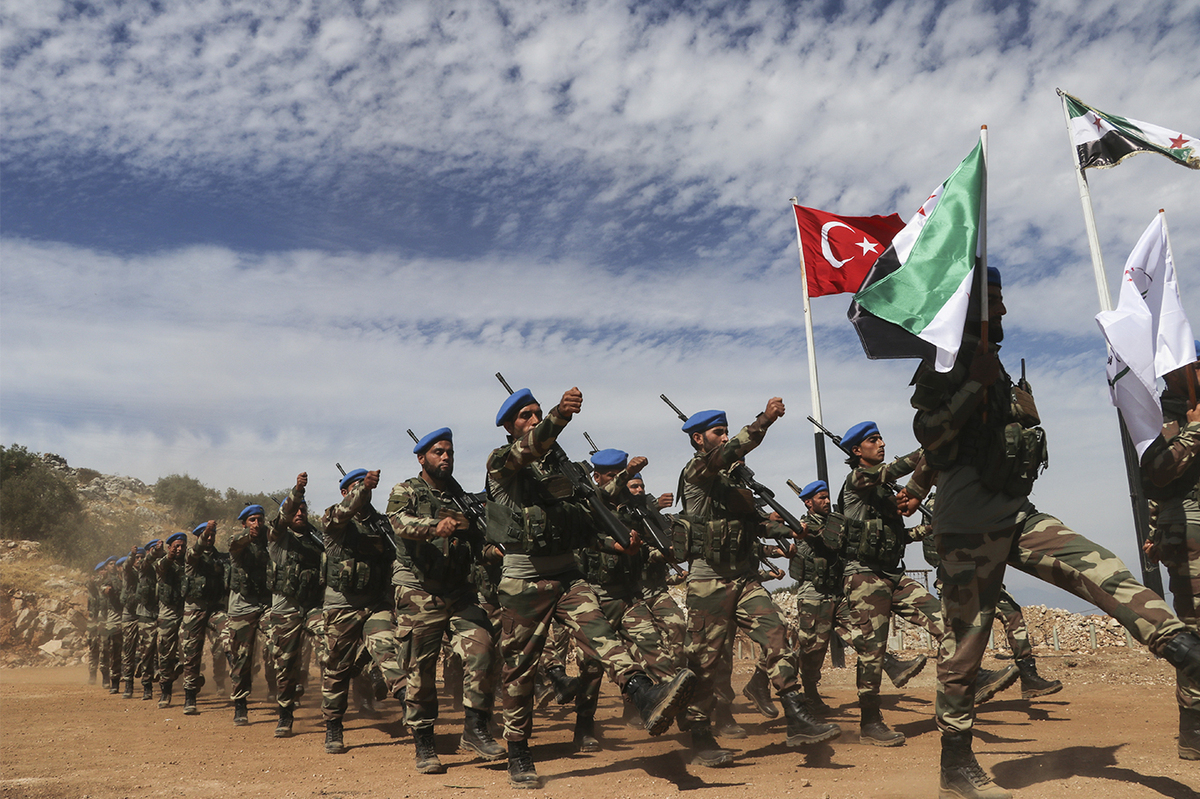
155, 532, 188, 708
180, 521, 228, 714
137, 539, 162, 701
227, 504, 275, 726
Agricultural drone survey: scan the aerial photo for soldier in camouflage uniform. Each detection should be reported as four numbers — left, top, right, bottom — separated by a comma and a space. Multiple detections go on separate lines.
628, 475, 687, 680
839, 421, 946, 746
227, 503, 276, 726
100, 557, 123, 693
904, 267, 1200, 799
87, 559, 107, 685
674, 402, 839, 767
386, 428, 505, 774
320, 468, 404, 755
119, 549, 143, 698
1140, 351, 1200, 760
155, 532, 188, 708
487, 386, 696, 788
136, 539, 162, 701
267, 473, 326, 737
181, 521, 229, 714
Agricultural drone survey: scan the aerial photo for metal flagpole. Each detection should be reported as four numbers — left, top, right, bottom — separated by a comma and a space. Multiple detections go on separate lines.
979, 126, 989, 345
791, 199, 830, 485
1057, 88, 1163, 593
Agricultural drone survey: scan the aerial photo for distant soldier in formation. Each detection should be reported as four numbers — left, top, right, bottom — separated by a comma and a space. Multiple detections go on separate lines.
155, 532, 188, 708
86, 559, 106, 686
100, 556, 123, 693
181, 521, 228, 714
119, 548, 143, 698
227, 504, 275, 726
136, 539, 162, 701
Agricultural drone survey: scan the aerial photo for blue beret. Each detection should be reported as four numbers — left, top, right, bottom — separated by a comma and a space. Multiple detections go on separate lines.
413, 427, 453, 455
1194, 340, 1199, 359
339, 468, 368, 492
166, 532, 188, 546
94, 559, 108, 571
799, 480, 828, 500
134, 547, 145, 555
682, 409, 727, 435
842, 421, 881, 449
238, 504, 265, 521
627, 473, 643, 482
191, 523, 209, 536
145, 539, 161, 550
496, 388, 538, 427
590, 448, 628, 469
987, 266, 1001, 287
116, 556, 128, 565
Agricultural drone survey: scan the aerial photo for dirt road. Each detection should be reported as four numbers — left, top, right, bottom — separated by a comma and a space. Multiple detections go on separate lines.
1, 651, 1196, 799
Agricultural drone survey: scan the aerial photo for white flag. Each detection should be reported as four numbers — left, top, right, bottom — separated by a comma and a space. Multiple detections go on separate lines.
1096, 213, 1195, 457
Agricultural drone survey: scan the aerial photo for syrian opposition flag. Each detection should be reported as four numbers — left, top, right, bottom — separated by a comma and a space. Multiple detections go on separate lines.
1095, 213, 1195, 457
1063, 92, 1199, 171
792, 206, 904, 296
848, 139, 985, 372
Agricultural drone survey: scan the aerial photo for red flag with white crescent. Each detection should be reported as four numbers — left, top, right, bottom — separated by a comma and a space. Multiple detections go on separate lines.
792, 205, 905, 297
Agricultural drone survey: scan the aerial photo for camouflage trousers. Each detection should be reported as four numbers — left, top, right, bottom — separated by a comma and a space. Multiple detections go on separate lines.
644, 588, 687, 673
794, 587, 852, 686
269, 606, 324, 710
996, 588, 1032, 660
683, 574, 797, 724
577, 594, 670, 718
844, 571, 943, 701
101, 612, 122, 684
180, 605, 229, 692
157, 607, 183, 685
937, 511, 1187, 734
322, 604, 403, 722
121, 611, 140, 681
227, 608, 276, 702
538, 618, 573, 672
497, 573, 643, 741
137, 614, 159, 687
87, 620, 101, 680
394, 586, 496, 730
1158, 521, 1200, 709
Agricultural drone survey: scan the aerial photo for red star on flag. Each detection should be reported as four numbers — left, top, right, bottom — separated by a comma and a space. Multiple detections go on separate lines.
1091, 113, 1106, 134
1169, 134, 1190, 149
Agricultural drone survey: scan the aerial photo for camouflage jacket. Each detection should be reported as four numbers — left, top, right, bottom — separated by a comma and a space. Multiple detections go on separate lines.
321, 480, 393, 609
386, 475, 481, 597
155, 553, 186, 612
840, 449, 921, 575
1141, 390, 1200, 528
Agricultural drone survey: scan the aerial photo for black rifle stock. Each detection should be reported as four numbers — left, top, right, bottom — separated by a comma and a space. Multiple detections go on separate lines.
495, 374, 632, 549
334, 462, 397, 553
804, 416, 933, 522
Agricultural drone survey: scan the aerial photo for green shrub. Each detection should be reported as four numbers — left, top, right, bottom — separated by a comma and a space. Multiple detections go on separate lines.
0, 444, 85, 544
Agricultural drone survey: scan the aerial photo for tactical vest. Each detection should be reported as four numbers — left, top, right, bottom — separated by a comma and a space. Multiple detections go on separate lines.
578, 545, 637, 588
392, 477, 476, 588
839, 475, 909, 569
157, 558, 185, 610
121, 566, 140, 612
136, 565, 158, 612
913, 350, 1048, 498
184, 547, 227, 607
673, 464, 763, 567
324, 514, 392, 597
487, 456, 594, 556
229, 534, 271, 604
270, 527, 325, 610
1143, 395, 1200, 504
789, 513, 846, 595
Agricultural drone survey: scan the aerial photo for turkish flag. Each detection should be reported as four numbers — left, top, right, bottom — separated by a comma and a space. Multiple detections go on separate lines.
793, 205, 904, 297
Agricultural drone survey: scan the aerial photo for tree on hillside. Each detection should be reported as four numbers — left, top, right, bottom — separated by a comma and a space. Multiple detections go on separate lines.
0, 444, 85, 543
153, 473, 223, 524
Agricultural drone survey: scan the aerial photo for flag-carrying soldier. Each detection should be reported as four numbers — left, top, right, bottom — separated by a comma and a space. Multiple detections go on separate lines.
320, 468, 405, 755
905, 266, 1200, 799
386, 427, 505, 774
838, 420, 948, 746
673, 401, 840, 768
155, 532, 188, 708
267, 473, 326, 738
181, 520, 228, 715
137, 539, 162, 701
227, 503, 275, 726
1140, 346, 1200, 760
486, 385, 696, 788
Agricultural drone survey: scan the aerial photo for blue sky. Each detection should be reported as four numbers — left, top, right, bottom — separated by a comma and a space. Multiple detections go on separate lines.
3, 0, 1198, 611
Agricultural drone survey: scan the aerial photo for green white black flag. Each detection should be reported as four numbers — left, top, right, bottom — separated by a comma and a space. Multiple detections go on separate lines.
1062, 91, 1199, 171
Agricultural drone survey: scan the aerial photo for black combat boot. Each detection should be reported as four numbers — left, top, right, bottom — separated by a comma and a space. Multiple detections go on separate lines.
802, 677, 832, 715
325, 719, 346, 754
142, 682, 154, 701
460, 707, 505, 760
884, 652, 928, 689
275, 705, 294, 738
741, 666, 779, 718
1163, 631, 1200, 683
546, 665, 581, 705
507, 740, 540, 789
123, 678, 134, 698
713, 702, 747, 739
625, 669, 697, 736
939, 730, 1012, 799
413, 727, 445, 774
1180, 707, 1200, 761
183, 688, 198, 714
975, 665, 1019, 704
779, 689, 841, 746
689, 723, 734, 767
1015, 657, 1062, 699
573, 714, 601, 752
233, 698, 249, 726
859, 695, 905, 747
109, 674, 120, 694
800, 652, 832, 715
158, 683, 172, 708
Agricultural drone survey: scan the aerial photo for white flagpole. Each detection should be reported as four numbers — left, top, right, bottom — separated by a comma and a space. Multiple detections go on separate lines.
1057, 88, 1161, 593
791, 199, 829, 485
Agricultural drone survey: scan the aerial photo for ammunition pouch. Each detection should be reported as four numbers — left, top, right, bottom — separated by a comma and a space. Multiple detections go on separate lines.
325, 556, 387, 596
976, 422, 1048, 499
486, 498, 590, 556
183, 554, 225, 607
136, 574, 157, 610
835, 512, 903, 567
157, 568, 184, 609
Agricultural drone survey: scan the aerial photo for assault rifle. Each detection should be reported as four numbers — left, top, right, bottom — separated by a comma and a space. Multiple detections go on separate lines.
265, 494, 325, 552
582, 431, 681, 569
659, 394, 804, 551
804, 416, 933, 522
495, 374, 633, 549
404, 428, 502, 557
334, 463, 397, 553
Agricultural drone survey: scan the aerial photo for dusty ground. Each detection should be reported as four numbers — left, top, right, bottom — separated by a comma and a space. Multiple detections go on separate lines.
1, 651, 1196, 799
